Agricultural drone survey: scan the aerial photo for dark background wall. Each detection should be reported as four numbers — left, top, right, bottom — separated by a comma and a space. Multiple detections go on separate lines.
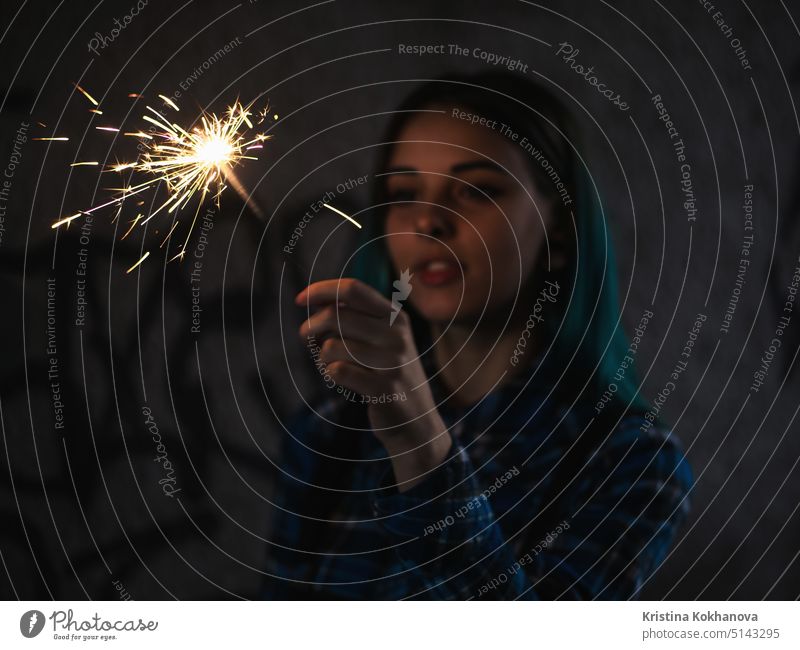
0, 0, 799, 599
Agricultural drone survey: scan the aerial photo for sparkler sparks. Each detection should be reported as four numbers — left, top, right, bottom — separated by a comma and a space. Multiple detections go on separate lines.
73, 82, 99, 106
158, 94, 179, 111
322, 203, 362, 229
51, 213, 83, 229
50, 93, 274, 262
126, 251, 150, 274
132, 98, 273, 260
44, 85, 360, 272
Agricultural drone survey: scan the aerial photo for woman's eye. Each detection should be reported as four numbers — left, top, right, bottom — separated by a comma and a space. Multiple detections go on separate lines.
459, 184, 502, 201
387, 188, 416, 203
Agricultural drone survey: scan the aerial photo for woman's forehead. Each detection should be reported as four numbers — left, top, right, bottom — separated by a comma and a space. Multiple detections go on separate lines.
387, 109, 528, 174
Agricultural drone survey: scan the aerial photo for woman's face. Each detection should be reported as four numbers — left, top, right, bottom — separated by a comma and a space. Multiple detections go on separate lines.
383, 104, 557, 326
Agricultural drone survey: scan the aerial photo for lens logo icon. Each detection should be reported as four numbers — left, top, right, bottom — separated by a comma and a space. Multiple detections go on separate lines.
20, 610, 45, 638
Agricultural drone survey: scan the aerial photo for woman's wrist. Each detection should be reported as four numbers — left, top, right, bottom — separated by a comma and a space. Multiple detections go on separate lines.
369, 407, 453, 492
386, 431, 453, 492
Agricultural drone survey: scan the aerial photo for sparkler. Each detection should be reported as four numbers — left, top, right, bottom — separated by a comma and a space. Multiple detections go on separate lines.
44, 85, 362, 273
48, 89, 276, 267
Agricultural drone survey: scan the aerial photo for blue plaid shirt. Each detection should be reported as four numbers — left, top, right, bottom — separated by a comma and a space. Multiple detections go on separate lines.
260, 351, 692, 600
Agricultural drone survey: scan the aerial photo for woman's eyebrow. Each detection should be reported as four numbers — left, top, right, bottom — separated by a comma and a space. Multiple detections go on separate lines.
451, 160, 508, 175
380, 161, 509, 176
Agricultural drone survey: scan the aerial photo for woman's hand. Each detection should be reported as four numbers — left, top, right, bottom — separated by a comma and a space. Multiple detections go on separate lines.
296, 278, 451, 491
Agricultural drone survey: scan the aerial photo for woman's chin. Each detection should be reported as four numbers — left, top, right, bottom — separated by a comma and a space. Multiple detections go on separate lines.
412, 300, 481, 327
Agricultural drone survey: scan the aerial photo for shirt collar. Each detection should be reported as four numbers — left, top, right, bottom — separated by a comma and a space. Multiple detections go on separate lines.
420, 342, 549, 433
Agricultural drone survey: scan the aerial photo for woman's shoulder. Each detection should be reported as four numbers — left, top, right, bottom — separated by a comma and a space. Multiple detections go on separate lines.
611, 411, 690, 457
595, 408, 694, 494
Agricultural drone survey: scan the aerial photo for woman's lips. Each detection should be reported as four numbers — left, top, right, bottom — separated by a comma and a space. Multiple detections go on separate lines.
415, 259, 463, 287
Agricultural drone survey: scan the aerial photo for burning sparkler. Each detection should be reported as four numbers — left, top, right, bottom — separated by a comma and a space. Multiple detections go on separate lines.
45, 85, 362, 272
49, 89, 275, 267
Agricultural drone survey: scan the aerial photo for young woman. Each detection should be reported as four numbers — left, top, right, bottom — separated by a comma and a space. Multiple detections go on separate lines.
261, 72, 692, 600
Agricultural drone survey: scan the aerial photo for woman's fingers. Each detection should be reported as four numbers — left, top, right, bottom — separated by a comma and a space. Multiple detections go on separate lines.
317, 336, 397, 369
296, 278, 391, 319
325, 360, 387, 397
299, 304, 388, 346
296, 278, 416, 399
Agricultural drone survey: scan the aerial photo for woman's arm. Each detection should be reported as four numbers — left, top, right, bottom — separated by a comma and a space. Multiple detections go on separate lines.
296, 278, 692, 599
371, 415, 692, 599
296, 278, 454, 492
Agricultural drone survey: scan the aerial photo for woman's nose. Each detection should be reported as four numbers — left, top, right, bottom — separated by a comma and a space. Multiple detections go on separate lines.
414, 205, 453, 239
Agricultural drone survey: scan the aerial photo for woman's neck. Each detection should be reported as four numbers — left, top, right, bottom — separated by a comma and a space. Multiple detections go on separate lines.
428, 310, 537, 409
